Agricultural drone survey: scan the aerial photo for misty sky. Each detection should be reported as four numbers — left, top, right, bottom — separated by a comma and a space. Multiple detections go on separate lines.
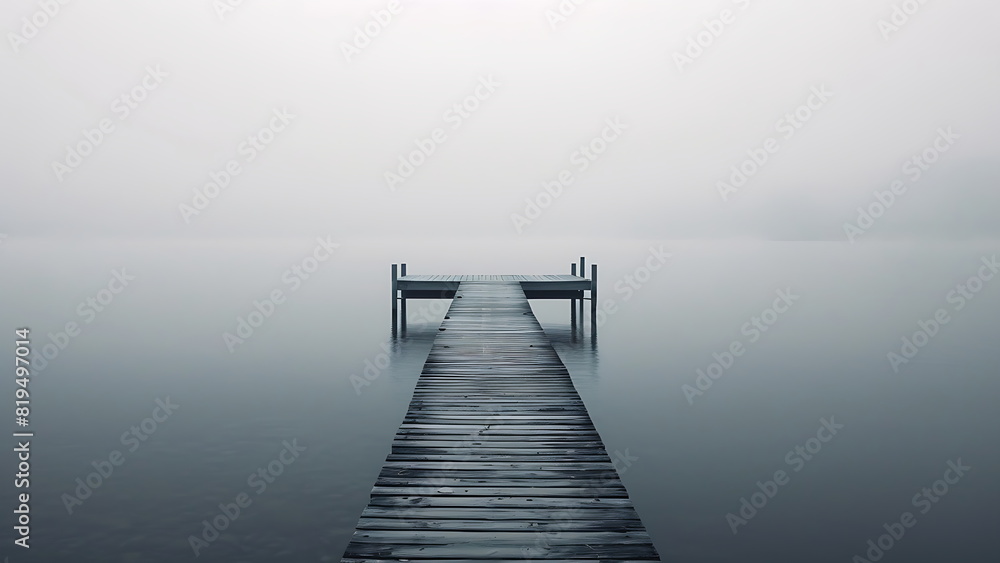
3, 0, 998, 241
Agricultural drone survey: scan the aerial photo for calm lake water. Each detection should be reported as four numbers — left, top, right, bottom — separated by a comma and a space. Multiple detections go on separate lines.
1, 237, 997, 562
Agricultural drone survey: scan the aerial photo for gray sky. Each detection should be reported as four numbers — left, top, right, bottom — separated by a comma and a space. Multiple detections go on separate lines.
3, 0, 998, 241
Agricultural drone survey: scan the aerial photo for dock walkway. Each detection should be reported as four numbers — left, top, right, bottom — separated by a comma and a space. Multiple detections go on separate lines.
343, 280, 660, 561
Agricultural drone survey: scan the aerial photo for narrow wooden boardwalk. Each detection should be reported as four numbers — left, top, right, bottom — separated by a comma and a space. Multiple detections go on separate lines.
343, 281, 661, 562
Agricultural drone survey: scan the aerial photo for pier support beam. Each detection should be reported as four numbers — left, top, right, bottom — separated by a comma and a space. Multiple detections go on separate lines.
400, 263, 407, 332
391, 263, 398, 335
570, 263, 577, 327
591, 263, 598, 334
579, 257, 586, 321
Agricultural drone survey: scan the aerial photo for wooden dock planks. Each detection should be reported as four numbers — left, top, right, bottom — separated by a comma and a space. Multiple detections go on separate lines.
343, 281, 661, 561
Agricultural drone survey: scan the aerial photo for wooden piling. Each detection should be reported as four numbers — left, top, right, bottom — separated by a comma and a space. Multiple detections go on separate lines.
400, 264, 407, 328
591, 263, 598, 333
391, 264, 398, 313
570, 263, 577, 322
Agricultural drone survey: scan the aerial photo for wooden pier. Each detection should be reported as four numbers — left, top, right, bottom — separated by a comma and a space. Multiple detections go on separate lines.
391, 258, 598, 336
342, 276, 661, 561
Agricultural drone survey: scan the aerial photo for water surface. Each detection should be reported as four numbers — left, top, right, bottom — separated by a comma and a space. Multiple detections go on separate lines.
1, 237, 997, 562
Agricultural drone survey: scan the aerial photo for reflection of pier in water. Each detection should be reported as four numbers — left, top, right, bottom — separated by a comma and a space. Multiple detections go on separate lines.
341, 261, 660, 561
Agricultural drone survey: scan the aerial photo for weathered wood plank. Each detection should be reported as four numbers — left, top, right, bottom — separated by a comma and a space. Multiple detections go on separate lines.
348, 529, 652, 544
390, 446, 607, 455
378, 470, 622, 481
391, 434, 602, 442
354, 517, 645, 532
393, 431, 603, 439
343, 543, 659, 560
397, 426, 597, 433
365, 495, 635, 509
374, 477, 624, 488
380, 461, 614, 470
370, 486, 627, 497
358, 505, 641, 518
385, 455, 615, 463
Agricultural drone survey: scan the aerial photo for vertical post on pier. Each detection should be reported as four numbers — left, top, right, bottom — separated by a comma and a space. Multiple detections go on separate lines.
570, 263, 577, 327
579, 257, 586, 321
591, 263, 598, 335
391, 264, 398, 336
400, 263, 407, 332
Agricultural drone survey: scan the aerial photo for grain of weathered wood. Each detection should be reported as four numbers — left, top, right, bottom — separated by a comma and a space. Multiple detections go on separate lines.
369, 486, 628, 498
358, 506, 644, 521
343, 543, 659, 560
342, 281, 660, 561
348, 530, 653, 544
374, 477, 624, 488
354, 518, 646, 532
